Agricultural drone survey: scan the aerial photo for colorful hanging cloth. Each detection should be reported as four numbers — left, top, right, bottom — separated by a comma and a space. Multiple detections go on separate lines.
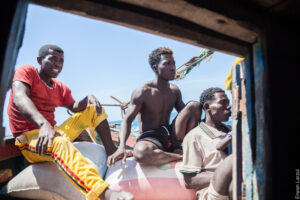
224, 57, 244, 90
175, 48, 214, 80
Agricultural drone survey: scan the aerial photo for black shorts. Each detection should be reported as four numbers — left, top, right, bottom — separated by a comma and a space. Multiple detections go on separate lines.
137, 125, 175, 152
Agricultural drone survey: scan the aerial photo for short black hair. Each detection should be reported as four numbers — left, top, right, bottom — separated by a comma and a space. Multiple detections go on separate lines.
38, 44, 63, 58
200, 87, 225, 106
148, 47, 173, 67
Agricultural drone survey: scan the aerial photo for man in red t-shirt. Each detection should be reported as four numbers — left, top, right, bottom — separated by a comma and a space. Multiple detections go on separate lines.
7, 44, 133, 200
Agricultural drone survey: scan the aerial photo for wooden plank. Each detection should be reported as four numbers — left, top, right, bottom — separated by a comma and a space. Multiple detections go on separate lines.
232, 61, 243, 200
117, 0, 259, 43
0, 0, 29, 146
252, 0, 282, 8
252, 38, 271, 200
30, 0, 251, 57
258, 17, 299, 200
240, 57, 257, 200
238, 57, 251, 200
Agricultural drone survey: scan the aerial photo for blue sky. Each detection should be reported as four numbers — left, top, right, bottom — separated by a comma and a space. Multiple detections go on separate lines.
3, 4, 236, 136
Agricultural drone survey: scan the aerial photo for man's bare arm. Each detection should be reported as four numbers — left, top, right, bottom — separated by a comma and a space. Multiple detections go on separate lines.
174, 86, 185, 112
216, 136, 232, 151
107, 87, 144, 167
183, 171, 214, 190
67, 94, 102, 116
12, 81, 59, 155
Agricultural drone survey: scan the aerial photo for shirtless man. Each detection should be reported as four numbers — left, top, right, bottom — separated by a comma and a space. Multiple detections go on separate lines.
107, 47, 185, 166
7, 44, 133, 200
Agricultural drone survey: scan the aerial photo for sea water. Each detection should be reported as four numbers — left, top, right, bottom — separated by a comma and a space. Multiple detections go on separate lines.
109, 111, 232, 135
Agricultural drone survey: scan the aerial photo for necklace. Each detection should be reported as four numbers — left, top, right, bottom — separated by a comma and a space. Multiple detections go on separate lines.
36, 68, 55, 90
41, 78, 55, 90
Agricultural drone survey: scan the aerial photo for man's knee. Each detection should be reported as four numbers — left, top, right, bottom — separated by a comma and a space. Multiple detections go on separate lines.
220, 155, 233, 176
211, 155, 233, 195
133, 142, 155, 163
53, 136, 70, 147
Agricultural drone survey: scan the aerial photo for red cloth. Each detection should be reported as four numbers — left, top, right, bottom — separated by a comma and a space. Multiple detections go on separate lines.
7, 65, 75, 138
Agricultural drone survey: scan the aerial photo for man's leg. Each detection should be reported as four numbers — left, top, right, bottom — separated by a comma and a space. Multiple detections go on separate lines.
16, 106, 133, 200
133, 140, 182, 165
211, 155, 232, 196
16, 130, 109, 199
56, 105, 108, 142
16, 130, 133, 200
172, 101, 202, 146
58, 105, 117, 156
95, 119, 117, 156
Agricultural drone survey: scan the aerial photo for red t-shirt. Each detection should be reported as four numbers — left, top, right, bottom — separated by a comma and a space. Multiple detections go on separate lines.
7, 65, 75, 138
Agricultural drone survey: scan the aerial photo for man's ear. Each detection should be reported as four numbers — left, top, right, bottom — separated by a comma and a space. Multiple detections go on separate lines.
37, 57, 42, 65
203, 102, 210, 111
151, 64, 158, 73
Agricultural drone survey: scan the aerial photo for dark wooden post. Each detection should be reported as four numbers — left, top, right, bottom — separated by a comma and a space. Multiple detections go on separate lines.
0, 0, 28, 145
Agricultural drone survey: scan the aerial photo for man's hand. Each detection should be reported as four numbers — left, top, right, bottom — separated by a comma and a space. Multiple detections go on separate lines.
36, 122, 60, 155
226, 131, 232, 138
125, 149, 133, 157
107, 147, 128, 167
86, 95, 102, 115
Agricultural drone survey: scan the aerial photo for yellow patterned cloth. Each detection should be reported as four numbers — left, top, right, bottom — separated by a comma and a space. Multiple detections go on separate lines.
15, 105, 109, 200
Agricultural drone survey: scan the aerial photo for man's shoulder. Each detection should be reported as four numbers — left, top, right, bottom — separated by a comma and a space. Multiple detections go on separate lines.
13, 65, 38, 84
130, 83, 152, 101
134, 82, 154, 94
133, 82, 151, 93
140, 81, 153, 90
188, 122, 220, 141
185, 126, 203, 140
182, 126, 206, 150
169, 83, 180, 91
16, 65, 36, 73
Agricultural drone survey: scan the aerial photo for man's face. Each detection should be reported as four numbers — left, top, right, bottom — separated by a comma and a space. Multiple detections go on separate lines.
38, 49, 64, 78
207, 92, 231, 122
155, 54, 176, 81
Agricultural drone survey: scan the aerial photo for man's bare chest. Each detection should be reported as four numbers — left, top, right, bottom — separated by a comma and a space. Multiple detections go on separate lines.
143, 90, 177, 113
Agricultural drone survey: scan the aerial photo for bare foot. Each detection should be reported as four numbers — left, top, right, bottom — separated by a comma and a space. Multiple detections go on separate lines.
100, 188, 134, 200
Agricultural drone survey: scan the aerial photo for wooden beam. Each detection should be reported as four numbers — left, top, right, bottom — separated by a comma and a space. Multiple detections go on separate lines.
117, 0, 259, 43
232, 64, 243, 200
30, 0, 252, 57
0, 0, 28, 146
